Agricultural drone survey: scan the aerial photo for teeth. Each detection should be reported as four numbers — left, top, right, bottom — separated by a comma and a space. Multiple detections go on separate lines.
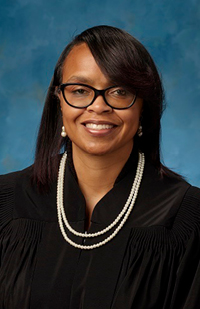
85, 123, 114, 130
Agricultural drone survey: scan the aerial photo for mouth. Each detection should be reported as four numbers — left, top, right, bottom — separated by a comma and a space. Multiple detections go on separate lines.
85, 123, 114, 130
81, 120, 117, 135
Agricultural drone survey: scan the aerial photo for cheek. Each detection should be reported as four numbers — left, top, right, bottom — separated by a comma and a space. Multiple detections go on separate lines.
118, 107, 142, 140
61, 103, 83, 129
127, 114, 140, 137
125, 101, 143, 131
127, 111, 140, 123
120, 109, 141, 128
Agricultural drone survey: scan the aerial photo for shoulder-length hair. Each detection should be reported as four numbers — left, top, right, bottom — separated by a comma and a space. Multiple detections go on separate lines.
33, 25, 175, 190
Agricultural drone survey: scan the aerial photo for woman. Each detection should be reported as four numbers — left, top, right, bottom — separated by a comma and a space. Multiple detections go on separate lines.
0, 25, 200, 308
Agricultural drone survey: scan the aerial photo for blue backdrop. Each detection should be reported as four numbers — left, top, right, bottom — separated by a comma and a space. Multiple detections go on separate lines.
0, 0, 200, 186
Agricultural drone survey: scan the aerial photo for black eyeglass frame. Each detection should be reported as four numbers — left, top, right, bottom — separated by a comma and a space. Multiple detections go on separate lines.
59, 83, 137, 110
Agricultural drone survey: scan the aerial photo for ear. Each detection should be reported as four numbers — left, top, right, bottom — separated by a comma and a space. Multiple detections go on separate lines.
55, 86, 61, 99
55, 86, 63, 111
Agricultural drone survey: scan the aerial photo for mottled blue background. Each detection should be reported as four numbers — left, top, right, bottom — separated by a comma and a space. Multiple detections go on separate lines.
0, 0, 200, 186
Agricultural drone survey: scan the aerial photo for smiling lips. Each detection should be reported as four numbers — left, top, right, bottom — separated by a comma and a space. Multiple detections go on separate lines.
82, 121, 117, 135
85, 123, 114, 130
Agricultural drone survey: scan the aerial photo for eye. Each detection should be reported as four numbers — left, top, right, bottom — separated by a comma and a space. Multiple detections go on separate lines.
116, 89, 126, 96
72, 88, 89, 95
65, 85, 92, 96
109, 87, 129, 97
74, 88, 86, 94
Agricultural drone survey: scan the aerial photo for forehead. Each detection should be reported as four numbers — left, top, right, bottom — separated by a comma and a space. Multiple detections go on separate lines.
62, 43, 96, 75
62, 43, 109, 86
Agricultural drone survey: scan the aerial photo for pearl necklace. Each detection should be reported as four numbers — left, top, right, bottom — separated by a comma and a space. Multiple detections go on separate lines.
57, 152, 145, 250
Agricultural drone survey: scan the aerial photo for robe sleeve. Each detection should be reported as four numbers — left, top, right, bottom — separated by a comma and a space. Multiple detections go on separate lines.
0, 173, 15, 235
0, 171, 45, 308
170, 186, 200, 308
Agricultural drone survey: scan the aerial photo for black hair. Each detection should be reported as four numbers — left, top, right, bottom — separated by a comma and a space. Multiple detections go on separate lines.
33, 25, 180, 190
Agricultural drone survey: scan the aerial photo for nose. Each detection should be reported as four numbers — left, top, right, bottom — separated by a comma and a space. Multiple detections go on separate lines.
86, 94, 112, 114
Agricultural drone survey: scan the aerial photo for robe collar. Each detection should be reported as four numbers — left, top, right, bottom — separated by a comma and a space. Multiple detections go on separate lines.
63, 148, 138, 229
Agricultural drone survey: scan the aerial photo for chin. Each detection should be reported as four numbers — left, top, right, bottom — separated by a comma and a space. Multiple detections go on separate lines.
84, 147, 112, 156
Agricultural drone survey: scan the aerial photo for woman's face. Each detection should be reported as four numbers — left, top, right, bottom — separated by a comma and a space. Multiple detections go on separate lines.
59, 43, 143, 158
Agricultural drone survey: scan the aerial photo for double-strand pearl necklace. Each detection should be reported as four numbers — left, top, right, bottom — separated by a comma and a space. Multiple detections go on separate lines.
57, 152, 145, 250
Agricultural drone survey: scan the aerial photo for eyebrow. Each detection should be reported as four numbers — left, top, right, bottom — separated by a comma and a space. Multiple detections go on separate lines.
65, 76, 94, 84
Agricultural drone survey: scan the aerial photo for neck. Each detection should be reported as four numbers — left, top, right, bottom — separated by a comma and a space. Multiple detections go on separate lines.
72, 144, 133, 225
73, 144, 133, 189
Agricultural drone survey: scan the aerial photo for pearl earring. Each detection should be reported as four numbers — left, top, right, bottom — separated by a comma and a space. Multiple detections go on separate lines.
61, 126, 67, 137
137, 125, 143, 137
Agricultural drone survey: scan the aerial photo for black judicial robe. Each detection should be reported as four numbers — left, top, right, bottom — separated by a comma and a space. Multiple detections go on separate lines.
0, 153, 200, 309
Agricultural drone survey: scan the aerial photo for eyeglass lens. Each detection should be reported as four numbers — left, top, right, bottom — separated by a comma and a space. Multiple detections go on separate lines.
62, 84, 136, 109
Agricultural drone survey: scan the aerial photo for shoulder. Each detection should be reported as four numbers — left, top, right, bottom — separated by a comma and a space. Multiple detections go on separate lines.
0, 166, 33, 200
182, 185, 200, 202
0, 165, 33, 182
1, 164, 58, 226
146, 163, 200, 234
0, 166, 33, 230
174, 185, 200, 231
131, 160, 196, 227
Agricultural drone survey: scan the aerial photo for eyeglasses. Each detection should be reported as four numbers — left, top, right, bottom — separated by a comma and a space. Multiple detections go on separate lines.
59, 83, 137, 110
